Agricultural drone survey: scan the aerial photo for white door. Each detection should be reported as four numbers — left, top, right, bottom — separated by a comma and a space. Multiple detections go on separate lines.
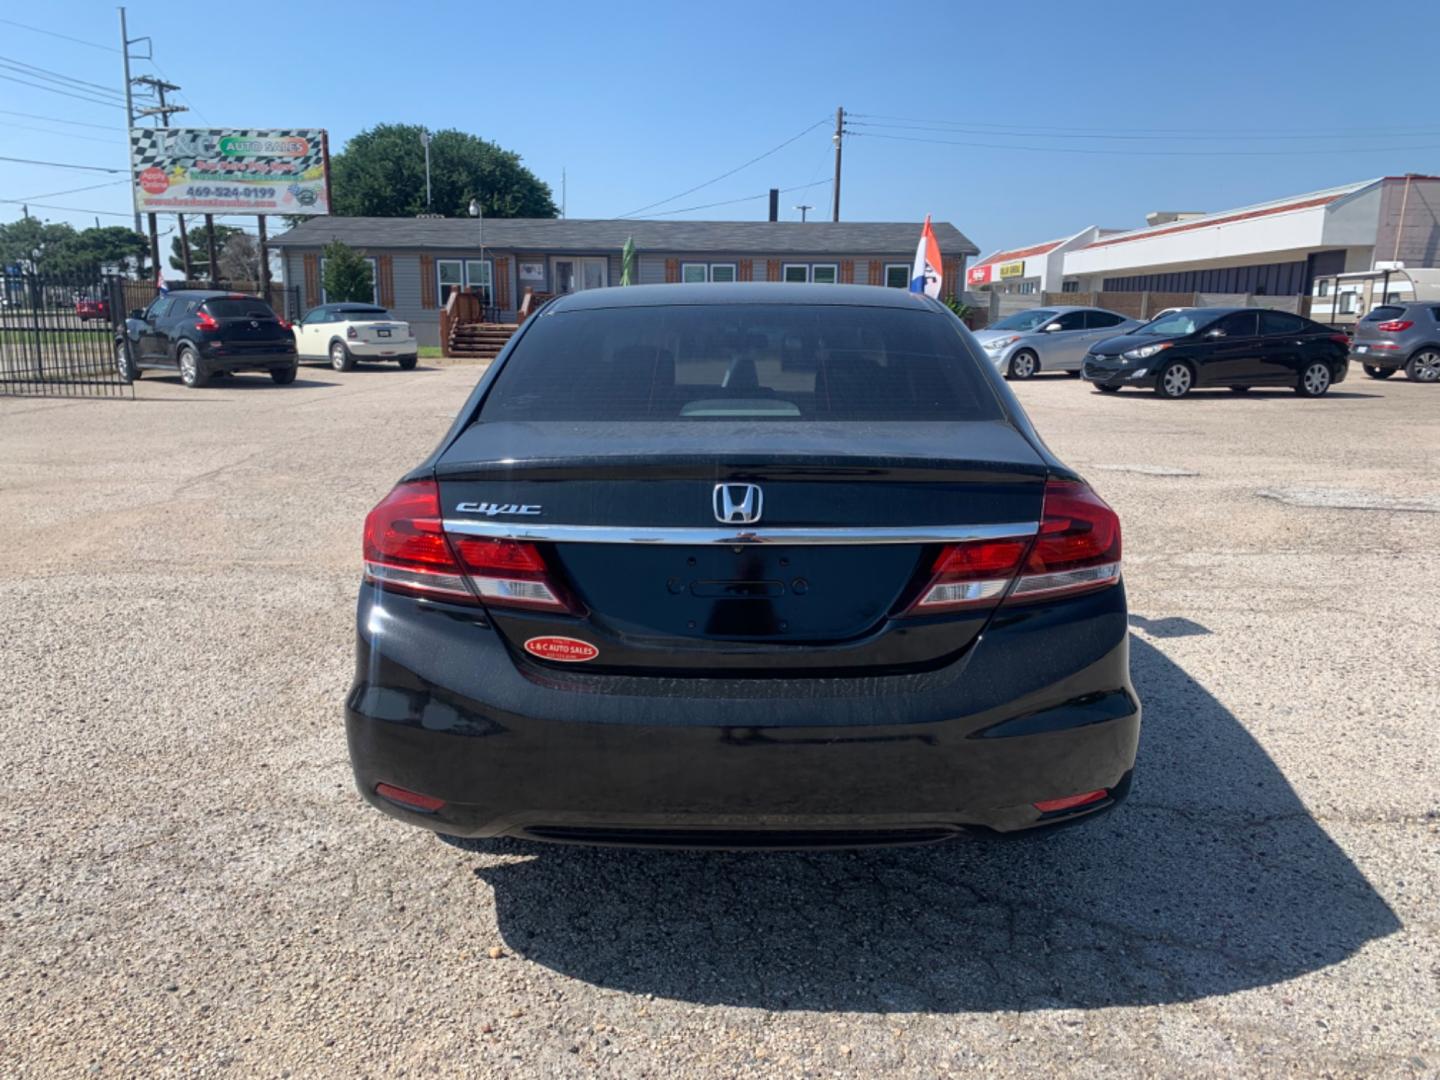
297, 308, 329, 358
551, 256, 608, 294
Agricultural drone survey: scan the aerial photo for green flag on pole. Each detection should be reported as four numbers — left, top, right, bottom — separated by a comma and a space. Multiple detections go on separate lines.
620, 235, 637, 286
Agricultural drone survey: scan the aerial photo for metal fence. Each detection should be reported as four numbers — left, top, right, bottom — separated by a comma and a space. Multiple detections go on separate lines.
0, 271, 132, 399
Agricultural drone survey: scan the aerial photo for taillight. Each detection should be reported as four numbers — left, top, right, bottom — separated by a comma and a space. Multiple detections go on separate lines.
904, 479, 1121, 615
909, 537, 1029, 611
195, 310, 218, 331
1009, 480, 1121, 601
362, 480, 571, 612
1375, 319, 1413, 333
277, 316, 292, 331
346, 325, 357, 339
450, 535, 572, 612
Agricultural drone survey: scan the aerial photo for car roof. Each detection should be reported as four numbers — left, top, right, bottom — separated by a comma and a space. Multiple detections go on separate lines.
327, 302, 388, 310
167, 290, 263, 300
544, 282, 946, 313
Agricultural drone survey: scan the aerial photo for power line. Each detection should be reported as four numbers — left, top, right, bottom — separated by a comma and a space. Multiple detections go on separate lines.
0, 155, 125, 173
0, 54, 127, 99
848, 119, 1440, 143
616, 118, 830, 218
0, 198, 131, 217
0, 72, 127, 109
646, 179, 834, 218
0, 119, 121, 145
17, 180, 129, 202
0, 108, 119, 131
849, 111, 1440, 137
848, 130, 1440, 158
0, 17, 118, 52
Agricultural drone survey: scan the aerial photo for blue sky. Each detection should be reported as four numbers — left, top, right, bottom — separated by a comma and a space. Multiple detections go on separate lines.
4, 0, 1439, 256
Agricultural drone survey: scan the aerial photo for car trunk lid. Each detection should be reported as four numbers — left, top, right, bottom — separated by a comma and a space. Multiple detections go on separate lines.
435, 420, 1047, 674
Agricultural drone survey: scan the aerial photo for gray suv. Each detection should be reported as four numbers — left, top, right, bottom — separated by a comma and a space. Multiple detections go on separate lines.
1351, 303, 1440, 382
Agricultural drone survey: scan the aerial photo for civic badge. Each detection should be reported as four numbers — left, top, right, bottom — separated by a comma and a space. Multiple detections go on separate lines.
713, 483, 762, 525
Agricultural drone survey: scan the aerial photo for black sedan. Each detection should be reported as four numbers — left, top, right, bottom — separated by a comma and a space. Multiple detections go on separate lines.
347, 284, 1139, 848
115, 289, 297, 388
1083, 307, 1350, 398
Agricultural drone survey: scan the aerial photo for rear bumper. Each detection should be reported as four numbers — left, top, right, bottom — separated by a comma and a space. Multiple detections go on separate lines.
349, 340, 417, 358
1349, 348, 1401, 368
345, 584, 1141, 847
200, 344, 296, 371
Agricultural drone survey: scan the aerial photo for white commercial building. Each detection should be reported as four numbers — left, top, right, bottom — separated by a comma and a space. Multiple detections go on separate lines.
1061, 175, 1439, 298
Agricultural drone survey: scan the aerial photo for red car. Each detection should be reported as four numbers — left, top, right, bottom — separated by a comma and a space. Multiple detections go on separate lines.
75, 297, 109, 322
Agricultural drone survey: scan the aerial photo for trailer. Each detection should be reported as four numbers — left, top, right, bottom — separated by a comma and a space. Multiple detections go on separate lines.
1309, 266, 1440, 327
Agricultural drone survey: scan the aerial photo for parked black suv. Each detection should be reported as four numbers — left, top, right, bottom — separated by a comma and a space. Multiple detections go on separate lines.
1083, 307, 1350, 398
115, 290, 298, 388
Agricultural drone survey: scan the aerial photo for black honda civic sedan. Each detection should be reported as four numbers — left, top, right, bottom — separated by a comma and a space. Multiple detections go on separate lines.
346, 283, 1139, 848
1083, 306, 1350, 398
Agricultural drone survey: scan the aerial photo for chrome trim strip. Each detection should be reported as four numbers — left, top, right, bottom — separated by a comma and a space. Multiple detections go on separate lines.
441, 519, 1039, 546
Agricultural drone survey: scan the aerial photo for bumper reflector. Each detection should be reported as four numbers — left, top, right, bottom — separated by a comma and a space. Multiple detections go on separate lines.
1033, 789, 1108, 813
374, 782, 445, 813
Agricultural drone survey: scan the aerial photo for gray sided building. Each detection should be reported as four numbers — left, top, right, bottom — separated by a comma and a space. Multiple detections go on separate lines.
269, 217, 978, 348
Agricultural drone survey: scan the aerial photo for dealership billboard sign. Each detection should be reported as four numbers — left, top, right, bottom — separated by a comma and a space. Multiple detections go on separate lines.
129, 128, 330, 215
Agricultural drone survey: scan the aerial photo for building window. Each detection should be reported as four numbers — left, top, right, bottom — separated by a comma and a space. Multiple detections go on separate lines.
1315, 280, 1330, 297
438, 258, 493, 305
466, 259, 493, 304
682, 263, 737, 283
1018, 281, 1036, 295
884, 263, 909, 289
1338, 291, 1358, 314
319, 255, 378, 304
1061, 280, 1079, 293
811, 264, 838, 285
782, 264, 809, 283
437, 259, 463, 305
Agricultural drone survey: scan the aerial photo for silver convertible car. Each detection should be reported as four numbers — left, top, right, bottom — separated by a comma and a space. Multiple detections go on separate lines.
973, 306, 1142, 379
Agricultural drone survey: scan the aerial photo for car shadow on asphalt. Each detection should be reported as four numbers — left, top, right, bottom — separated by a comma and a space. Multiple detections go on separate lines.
447, 635, 1400, 1012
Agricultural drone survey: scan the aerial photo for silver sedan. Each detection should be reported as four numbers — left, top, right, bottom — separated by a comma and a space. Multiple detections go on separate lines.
973, 306, 1142, 379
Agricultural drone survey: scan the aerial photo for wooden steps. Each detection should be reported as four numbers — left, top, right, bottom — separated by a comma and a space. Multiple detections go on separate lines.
447, 322, 519, 359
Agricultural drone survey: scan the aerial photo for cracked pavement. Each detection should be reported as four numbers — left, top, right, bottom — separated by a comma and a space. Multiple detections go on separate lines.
0, 363, 1435, 1077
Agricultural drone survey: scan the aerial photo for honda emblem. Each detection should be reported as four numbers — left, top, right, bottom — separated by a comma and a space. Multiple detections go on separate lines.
713, 483, 763, 525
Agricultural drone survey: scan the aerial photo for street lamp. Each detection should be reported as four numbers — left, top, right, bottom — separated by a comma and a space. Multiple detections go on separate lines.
468, 197, 485, 306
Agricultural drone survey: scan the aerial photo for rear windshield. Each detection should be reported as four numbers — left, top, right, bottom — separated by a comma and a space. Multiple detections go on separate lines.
479, 304, 1002, 422
337, 307, 391, 321
202, 298, 276, 319
1362, 306, 1406, 322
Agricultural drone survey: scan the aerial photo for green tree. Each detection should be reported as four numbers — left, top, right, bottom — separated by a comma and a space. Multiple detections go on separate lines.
62, 226, 150, 276
0, 217, 76, 271
170, 223, 244, 278
320, 240, 375, 303
329, 123, 557, 219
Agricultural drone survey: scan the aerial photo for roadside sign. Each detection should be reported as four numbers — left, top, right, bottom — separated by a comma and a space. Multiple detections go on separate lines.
128, 128, 330, 216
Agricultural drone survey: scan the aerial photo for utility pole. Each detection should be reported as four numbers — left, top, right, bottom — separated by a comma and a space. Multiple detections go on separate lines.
794, 204, 813, 223
831, 105, 844, 223
419, 129, 432, 211
134, 75, 186, 125
118, 7, 140, 234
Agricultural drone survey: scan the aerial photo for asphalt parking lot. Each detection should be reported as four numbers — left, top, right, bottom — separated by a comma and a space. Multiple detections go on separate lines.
2, 363, 1436, 1077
